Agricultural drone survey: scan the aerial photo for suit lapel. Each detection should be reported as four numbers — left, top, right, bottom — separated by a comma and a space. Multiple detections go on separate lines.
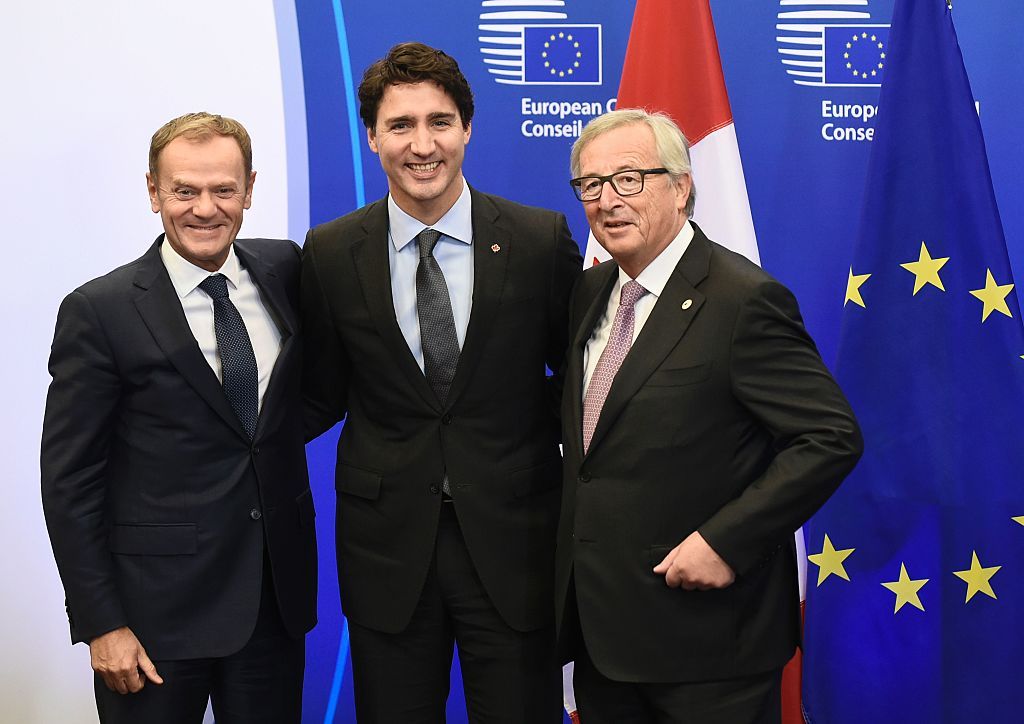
351, 200, 439, 408
236, 241, 294, 339
445, 189, 511, 406
584, 228, 712, 457
132, 237, 249, 440
235, 241, 294, 439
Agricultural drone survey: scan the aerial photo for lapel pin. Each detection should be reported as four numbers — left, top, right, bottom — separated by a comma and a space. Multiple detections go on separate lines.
491, 243, 501, 253
681, 299, 693, 310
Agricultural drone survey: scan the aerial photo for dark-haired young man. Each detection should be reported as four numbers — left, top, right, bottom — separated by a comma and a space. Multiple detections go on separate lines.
302, 43, 581, 722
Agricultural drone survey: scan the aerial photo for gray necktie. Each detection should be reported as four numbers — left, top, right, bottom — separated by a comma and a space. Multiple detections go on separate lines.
198, 274, 259, 439
415, 228, 460, 497
415, 229, 460, 404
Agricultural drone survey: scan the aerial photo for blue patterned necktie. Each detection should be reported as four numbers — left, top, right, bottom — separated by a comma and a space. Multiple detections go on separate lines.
198, 273, 259, 439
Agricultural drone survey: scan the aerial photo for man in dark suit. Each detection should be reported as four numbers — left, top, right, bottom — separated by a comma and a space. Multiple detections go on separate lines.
302, 43, 581, 722
41, 113, 316, 724
555, 109, 863, 722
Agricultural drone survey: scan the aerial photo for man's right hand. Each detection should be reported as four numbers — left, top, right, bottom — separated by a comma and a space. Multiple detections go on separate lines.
89, 627, 164, 694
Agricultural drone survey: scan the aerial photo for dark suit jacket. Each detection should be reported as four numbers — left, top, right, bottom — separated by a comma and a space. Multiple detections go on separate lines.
41, 237, 317, 660
302, 188, 581, 633
555, 223, 862, 683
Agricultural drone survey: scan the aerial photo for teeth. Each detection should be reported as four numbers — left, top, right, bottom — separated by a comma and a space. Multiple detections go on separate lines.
409, 161, 440, 172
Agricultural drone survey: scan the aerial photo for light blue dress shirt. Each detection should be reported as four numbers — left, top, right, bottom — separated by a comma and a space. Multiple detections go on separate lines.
387, 180, 475, 372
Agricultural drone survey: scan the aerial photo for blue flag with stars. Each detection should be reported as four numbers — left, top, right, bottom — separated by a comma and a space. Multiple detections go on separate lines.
803, 0, 1024, 721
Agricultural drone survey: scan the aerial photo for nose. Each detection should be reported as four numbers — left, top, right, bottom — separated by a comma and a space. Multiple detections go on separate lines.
410, 125, 435, 156
191, 190, 216, 217
597, 180, 623, 210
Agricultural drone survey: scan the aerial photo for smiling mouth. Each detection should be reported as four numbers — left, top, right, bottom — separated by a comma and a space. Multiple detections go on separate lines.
408, 161, 440, 173
187, 224, 223, 232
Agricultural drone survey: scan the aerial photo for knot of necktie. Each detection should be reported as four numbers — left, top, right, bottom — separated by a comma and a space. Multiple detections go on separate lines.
619, 279, 647, 309
417, 229, 442, 258
198, 273, 230, 300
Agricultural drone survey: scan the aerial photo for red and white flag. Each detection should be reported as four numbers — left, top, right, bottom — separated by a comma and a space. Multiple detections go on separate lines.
572, 3, 804, 723
583, 0, 759, 267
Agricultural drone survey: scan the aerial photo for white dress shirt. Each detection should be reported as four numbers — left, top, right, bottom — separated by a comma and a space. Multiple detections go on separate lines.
582, 220, 695, 396
160, 239, 283, 413
387, 180, 475, 372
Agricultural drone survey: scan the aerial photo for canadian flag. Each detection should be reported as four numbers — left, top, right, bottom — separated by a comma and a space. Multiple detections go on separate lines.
573, 2, 804, 723
583, 0, 759, 267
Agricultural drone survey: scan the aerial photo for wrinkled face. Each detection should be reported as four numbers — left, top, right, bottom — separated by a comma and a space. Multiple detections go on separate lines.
368, 81, 471, 225
579, 123, 691, 278
147, 134, 254, 271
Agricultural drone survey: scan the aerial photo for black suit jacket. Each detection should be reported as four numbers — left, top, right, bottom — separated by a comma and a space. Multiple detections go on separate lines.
555, 224, 862, 682
41, 237, 317, 660
302, 188, 581, 633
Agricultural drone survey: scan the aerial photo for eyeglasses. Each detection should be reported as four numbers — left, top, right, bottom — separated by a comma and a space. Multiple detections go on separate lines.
569, 168, 669, 202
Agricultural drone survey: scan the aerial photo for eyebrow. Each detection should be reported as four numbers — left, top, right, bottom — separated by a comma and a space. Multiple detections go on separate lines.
383, 111, 458, 125
578, 164, 644, 177
167, 178, 239, 189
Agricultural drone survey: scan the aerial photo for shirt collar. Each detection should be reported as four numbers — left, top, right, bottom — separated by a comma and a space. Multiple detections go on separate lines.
618, 219, 694, 298
159, 236, 243, 298
388, 179, 473, 251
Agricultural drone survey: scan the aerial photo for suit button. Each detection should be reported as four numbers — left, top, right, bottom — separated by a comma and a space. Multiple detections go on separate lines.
441, 414, 453, 425
429, 485, 440, 495
249, 508, 262, 520
578, 473, 591, 483
252, 446, 261, 455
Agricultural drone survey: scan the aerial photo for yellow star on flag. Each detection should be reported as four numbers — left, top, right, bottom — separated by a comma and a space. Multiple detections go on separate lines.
845, 268, 871, 308
969, 269, 1014, 322
953, 551, 1000, 603
899, 241, 949, 294
1012, 515, 1024, 527
881, 563, 928, 613
807, 534, 855, 586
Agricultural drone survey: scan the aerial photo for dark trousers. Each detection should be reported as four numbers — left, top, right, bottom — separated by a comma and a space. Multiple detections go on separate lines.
348, 502, 562, 723
94, 562, 305, 724
574, 640, 781, 724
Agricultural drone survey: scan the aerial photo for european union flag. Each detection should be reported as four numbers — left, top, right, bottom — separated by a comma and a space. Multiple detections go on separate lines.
803, 1, 1024, 721
823, 24, 890, 86
522, 25, 601, 84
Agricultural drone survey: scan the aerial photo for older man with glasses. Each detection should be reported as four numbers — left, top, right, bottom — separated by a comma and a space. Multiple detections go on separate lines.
554, 108, 863, 724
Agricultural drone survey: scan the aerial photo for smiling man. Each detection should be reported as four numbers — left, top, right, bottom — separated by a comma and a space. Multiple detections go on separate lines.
41, 113, 316, 724
554, 109, 862, 723
302, 42, 581, 722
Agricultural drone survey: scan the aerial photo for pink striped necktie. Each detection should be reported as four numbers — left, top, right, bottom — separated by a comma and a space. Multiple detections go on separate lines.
582, 279, 648, 453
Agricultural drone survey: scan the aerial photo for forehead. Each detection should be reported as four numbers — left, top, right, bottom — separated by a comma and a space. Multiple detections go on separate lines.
156, 134, 246, 181
378, 81, 459, 119
580, 123, 658, 175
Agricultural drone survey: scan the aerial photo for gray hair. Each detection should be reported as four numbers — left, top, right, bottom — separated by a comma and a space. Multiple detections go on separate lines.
571, 108, 696, 217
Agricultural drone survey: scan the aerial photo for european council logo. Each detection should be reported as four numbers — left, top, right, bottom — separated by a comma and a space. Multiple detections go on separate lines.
478, 0, 602, 85
776, 0, 890, 87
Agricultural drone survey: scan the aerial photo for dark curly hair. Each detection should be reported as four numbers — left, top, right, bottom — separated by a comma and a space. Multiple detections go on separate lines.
358, 42, 475, 131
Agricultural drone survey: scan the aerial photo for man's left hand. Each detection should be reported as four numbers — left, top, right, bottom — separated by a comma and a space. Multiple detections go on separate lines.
653, 531, 735, 590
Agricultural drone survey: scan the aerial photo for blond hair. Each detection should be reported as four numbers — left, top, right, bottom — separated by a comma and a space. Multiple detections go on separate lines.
149, 112, 253, 181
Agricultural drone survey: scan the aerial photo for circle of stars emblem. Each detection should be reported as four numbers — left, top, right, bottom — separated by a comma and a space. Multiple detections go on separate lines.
843, 31, 886, 80
541, 31, 583, 78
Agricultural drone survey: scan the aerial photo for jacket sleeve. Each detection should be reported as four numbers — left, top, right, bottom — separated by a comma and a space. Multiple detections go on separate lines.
545, 213, 583, 431
698, 278, 863, 575
40, 289, 127, 644
301, 227, 351, 441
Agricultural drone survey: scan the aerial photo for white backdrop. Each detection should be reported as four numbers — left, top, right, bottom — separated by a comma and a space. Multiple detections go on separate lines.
1, 3, 297, 721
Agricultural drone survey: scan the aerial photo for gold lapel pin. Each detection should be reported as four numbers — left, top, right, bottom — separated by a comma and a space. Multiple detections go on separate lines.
491, 243, 501, 253
681, 299, 693, 310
